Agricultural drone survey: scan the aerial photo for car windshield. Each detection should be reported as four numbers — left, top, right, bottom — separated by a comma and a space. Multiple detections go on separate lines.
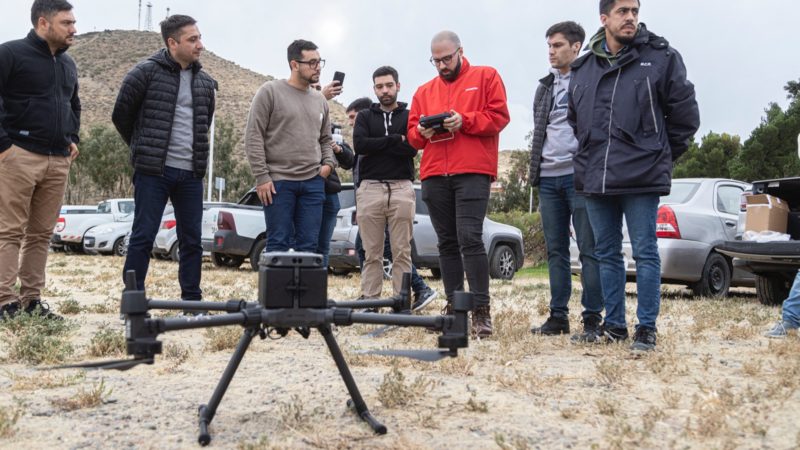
662, 182, 699, 204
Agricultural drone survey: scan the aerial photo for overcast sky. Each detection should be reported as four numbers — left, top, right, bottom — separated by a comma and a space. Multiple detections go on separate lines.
2, 0, 798, 150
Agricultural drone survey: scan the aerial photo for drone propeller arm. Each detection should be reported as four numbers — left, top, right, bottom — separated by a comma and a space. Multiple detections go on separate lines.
147, 299, 248, 313
349, 312, 444, 329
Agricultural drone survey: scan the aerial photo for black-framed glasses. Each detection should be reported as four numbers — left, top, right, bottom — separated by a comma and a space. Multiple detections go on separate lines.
429, 48, 460, 66
295, 59, 326, 69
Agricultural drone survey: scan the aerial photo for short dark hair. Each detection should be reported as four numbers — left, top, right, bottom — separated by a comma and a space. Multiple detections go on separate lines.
287, 39, 318, 64
346, 97, 372, 113
546, 21, 586, 46
372, 66, 399, 84
31, 0, 73, 27
160, 15, 196, 47
600, 0, 640, 15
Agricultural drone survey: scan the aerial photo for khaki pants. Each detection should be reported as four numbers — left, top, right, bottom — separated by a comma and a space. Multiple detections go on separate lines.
356, 180, 415, 297
0, 145, 70, 307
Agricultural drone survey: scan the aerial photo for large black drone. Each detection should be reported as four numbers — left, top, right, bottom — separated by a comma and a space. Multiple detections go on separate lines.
57, 252, 472, 446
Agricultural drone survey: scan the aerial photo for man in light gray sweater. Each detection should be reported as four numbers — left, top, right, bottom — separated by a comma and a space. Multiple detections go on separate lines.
244, 39, 335, 253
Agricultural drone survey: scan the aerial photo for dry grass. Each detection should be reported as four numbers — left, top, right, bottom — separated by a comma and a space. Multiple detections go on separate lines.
0, 402, 23, 438
2, 253, 799, 449
86, 324, 126, 357
0, 310, 75, 364
50, 379, 112, 411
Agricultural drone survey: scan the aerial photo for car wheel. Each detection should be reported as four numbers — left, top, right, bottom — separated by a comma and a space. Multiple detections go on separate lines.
755, 274, 791, 306
429, 267, 442, 279
249, 238, 267, 272
65, 243, 82, 254
170, 243, 180, 262
113, 237, 127, 257
211, 252, 243, 269
489, 244, 516, 280
691, 252, 731, 298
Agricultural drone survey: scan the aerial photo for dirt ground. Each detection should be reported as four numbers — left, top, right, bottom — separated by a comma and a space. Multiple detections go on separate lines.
1, 253, 799, 450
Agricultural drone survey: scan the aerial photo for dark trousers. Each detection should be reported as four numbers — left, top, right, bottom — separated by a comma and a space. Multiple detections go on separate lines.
124, 167, 203, 300
263, 176, 325, 253
421, 174, 491, 306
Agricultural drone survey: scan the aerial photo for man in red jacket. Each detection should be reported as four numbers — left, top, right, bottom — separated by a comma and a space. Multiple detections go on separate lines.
407, 30, 510, 337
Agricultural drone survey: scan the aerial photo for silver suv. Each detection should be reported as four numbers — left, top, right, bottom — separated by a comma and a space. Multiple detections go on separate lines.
329, 184, 525, 280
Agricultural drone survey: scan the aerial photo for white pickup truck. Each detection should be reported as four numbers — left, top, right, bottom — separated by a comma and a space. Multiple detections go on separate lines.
50, 198, 135, 252
203, 189, 265, 271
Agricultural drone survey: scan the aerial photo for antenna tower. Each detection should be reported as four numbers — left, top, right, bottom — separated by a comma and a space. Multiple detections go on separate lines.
138, 0, 142, 30
145, 2, 153, 31
166, 7, 170, 18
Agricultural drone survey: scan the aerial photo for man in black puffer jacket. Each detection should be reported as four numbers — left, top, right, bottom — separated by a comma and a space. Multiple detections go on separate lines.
568, 0, 699, 352
112, 15, 216, 308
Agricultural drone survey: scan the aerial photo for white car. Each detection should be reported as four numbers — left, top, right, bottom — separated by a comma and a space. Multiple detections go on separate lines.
84, 205, 173, 256
154, 202, 234, 261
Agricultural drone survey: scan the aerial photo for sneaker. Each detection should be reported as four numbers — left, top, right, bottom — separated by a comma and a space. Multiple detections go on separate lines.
471, 305, 493, 338
630, 327, 657, 352
602, 325, 629, 343
412, 288, 438, 312
24, 299, 63, 321
764, 321, 797, 339
0, 302, 22, 321
531, 315, 570, 336
570, 316, 603, 343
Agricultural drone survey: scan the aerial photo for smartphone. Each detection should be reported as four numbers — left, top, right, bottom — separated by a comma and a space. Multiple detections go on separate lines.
333, 71, 345, 86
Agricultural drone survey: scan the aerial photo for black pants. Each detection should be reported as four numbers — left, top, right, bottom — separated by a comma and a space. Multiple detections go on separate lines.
421, 174, 491, 306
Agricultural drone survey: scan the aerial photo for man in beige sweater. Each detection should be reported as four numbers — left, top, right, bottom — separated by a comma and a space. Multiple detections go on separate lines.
244, 39, 335, 253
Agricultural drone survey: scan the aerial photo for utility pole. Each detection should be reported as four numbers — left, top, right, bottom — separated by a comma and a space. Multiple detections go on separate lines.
138, 0, 142, 30
166, 7, 170, 18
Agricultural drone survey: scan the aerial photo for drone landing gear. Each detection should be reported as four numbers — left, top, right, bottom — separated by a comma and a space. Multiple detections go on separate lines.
196, 325, 385, 446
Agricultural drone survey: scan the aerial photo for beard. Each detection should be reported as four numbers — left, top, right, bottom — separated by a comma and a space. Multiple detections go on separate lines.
302, 72, 321, 84
46, 28, 73, 50
379, 93, 397, 107
438, 58, 462, 81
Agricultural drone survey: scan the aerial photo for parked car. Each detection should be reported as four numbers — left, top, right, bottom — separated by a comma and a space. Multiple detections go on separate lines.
154, 202, 235, 261
51, 198, 135, 252
51, 205, 99, 252
569, 178, 753, 297
329, 184, 526, 280
718, 177, 800, 305
84, 205, 173, 256
205, 192, 265, 271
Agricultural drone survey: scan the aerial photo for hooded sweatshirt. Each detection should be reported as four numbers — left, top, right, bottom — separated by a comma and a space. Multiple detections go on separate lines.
352, 102, 417, 181
539, 68, 577, 178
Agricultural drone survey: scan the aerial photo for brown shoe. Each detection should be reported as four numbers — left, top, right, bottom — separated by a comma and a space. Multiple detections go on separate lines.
471, 305, 493, 338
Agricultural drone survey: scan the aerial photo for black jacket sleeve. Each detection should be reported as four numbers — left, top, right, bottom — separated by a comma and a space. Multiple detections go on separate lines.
0, 45, 13, 151
70, 77, 81, 144
662, 50, 699, 161
335, 142, 355, 170
112, 64, 149, 145
353, 111, 417, 158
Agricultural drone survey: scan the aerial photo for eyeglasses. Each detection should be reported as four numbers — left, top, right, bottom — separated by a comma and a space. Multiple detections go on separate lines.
429, 48, 461, 66
295, 59, 326, 69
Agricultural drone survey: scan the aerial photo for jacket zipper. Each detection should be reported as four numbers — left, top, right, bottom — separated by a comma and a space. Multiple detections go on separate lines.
52, 55, 61, 153
602, 68, 622, 194
646, 76, 659, 134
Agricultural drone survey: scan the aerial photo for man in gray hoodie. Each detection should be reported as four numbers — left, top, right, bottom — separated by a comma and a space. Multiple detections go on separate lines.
529, 21, 603, 342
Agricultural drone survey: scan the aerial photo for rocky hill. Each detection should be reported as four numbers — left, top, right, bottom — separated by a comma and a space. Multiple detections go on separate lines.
69, 30, 350, 145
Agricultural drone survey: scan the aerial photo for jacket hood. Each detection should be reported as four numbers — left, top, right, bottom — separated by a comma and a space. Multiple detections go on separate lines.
149, 48, 203, 73
368, 102, 408, 136
574, 23, 667, 69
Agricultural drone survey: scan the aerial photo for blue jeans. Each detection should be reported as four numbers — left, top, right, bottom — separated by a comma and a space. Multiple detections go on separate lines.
124, 167, 203, 300
317, 193, 340, 268
263, 176, 325, 253
585, 194, 660, 330
355, 227, 428, 293
782, 271, 800, 328
539, 175, 603, 321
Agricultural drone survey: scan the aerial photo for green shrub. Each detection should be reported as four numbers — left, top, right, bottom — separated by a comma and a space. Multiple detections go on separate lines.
488, 211, 546, 265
